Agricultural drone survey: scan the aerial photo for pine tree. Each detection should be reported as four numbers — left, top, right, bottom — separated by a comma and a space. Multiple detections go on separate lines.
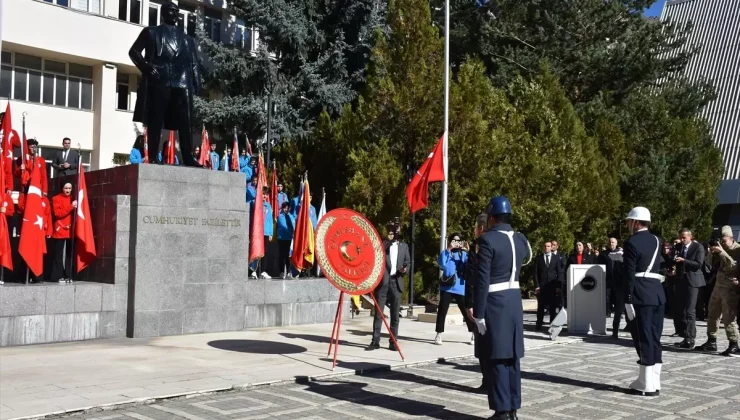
195, 0, 386, 144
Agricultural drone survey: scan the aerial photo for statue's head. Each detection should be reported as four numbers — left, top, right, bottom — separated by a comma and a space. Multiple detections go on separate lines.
161, 1, 179, 26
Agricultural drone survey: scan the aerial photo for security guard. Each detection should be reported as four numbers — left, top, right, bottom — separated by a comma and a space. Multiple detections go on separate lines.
474, 196, 531, 420
623, 206, 665, 396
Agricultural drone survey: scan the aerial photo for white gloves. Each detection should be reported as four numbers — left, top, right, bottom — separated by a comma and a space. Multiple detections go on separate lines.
475, 318, 487, 335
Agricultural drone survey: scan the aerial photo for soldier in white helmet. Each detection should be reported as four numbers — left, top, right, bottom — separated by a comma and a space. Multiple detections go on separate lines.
623, 206, 665, 396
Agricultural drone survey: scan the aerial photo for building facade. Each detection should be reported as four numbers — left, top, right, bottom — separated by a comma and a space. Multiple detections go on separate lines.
661, 0, 740, 235
0, 0, 258, 174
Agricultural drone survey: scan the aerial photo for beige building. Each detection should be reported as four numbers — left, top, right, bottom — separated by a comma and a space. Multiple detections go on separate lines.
0, 0, 257, 174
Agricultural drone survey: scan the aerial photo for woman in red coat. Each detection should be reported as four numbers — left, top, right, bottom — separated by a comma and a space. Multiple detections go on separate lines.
51, 183, 77, 283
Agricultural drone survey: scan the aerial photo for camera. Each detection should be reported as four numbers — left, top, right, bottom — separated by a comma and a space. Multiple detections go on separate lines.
671, 242, 683, 260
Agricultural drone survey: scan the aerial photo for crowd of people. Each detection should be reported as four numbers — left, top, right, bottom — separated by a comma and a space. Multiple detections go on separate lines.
0, 135, 83, 285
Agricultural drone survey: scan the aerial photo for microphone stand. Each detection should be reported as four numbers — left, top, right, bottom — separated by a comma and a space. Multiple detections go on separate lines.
67, 144, 82, 283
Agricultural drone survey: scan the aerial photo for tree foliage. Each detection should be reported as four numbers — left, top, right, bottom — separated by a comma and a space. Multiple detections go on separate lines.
195, 0, 386, 143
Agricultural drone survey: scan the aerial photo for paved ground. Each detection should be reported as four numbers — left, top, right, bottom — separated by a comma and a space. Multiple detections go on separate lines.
0, 312, 580, 420
7, 315, 740, 420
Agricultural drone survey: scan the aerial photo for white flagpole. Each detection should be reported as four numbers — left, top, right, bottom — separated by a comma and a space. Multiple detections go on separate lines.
439, 0, 450, 255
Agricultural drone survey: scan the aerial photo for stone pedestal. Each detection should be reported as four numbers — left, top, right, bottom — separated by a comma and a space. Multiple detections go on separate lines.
0, 164, 341, 346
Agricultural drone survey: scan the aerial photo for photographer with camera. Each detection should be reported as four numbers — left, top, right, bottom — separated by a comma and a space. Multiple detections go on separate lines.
366, 218, 410, 351
695, 226, 740, 356
435, 232, 475, 345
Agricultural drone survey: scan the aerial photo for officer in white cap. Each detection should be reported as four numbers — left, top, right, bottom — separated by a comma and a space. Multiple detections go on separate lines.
623, 206, 665, 396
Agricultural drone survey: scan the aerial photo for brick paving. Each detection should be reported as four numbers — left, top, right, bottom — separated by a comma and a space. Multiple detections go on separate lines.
51, 318, 740, 420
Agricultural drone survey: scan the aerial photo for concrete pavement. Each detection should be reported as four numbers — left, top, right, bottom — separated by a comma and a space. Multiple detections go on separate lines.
0, 313, 581, 420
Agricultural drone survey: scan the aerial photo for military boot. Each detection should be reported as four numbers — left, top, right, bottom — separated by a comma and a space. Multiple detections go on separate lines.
695, 337, 717, 352
720, 341, 739, 357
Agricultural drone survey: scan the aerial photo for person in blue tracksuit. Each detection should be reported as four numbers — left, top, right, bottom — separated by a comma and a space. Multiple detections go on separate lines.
623, 206, 665, 397
277, 183, 289, 209
239, 149, 252, 177
209, 143, 219, 170
294, 194, 318, 229
157, 150, 179, 165
474, 196, 531, 420
246, 176, 258, 203
435, 233, 475, 345
129, 135, 145, 164
277, 202, 295, 278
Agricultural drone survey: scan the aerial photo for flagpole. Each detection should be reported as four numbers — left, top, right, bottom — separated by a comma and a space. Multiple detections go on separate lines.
22, 112, 29, 285
68, 144, 81, 283
439, 0, 450, 256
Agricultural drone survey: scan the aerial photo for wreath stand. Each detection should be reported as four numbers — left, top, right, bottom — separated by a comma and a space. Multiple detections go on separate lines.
327, 291, 405, 370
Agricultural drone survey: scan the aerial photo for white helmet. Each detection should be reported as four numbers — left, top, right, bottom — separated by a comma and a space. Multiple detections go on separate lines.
626, 206, 651, 222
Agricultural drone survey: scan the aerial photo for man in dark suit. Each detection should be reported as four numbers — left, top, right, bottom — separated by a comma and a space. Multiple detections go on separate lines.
624, 206, 665, 396
51, 138, 79, 177
673, 228, 706, 349
535, 241, 562, 330
366, 220, 410, 351
128, 1, 201, 166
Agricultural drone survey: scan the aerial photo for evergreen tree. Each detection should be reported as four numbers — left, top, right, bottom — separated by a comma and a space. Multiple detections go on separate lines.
195, 0, 386, 144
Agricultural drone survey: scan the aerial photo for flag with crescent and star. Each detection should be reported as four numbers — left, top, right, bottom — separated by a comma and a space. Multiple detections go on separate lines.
18, 159, 47, 276
75, 162, 96, 273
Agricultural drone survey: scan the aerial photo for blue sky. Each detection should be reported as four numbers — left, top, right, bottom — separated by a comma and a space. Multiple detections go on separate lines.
644, 0, 666, 17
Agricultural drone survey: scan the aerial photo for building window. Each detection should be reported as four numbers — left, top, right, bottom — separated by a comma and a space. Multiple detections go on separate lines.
40, 147, 92, 179
43, 0, 70, 7
0, 52, 93, 110
119, 0, 142, 24
178, 3, 197, 36
117, 74, 130, 111
234, 20, 253, 51
203, 7, 222, 42
71, 0, 101, 14
148, 0, 163, 26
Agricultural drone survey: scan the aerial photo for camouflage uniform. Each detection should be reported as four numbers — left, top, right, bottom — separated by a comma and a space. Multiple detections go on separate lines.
706, 238, 740, 342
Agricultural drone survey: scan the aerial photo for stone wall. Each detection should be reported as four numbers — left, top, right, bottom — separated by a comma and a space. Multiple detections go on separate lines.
0, 165, 342, 346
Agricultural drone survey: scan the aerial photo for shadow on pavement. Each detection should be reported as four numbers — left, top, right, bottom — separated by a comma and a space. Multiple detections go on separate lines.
279, 332, 367, 349
346, 329, 436, 345
207, 339, 307, 354
302, 380, 485, 419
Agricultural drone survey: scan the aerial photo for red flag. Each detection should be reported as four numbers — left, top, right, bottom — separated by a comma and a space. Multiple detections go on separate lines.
18, 162, 47, 276
198, 127, 210, 167
406, 134, 446, 213
291, 178, 315, 271
231, 133, 240, 171
246, 138, 253, 155
20, 132, 31, 185
248, 153, 266, 263
0, 139, 12, 271
1, 103, 18, 191
270, 163, 278, 222
143, 128, 150, 163
75, 163, 96, 273
257, 153, 267, 189
165, 131, 176, 165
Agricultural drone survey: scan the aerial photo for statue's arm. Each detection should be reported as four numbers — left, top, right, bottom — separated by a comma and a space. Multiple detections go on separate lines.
129, 29, 158, 79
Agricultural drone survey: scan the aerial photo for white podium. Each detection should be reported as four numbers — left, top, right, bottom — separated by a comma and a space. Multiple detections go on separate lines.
567, 264, 607, 335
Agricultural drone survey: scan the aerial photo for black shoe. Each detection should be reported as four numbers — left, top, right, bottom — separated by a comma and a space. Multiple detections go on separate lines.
611, 332, 619, 339
674, 339, 694, 349
720, 341, 739, 357
669, 332, 681, 338
696, 339, 718, 352
365, 342, 379, 351
388, 342, 397, 351
535, 324, 543, 332
511, 411, 519, 420
488, 412, 511, 420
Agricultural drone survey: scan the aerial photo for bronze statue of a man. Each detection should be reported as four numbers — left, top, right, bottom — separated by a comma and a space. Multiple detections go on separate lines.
129, 1, 201, 166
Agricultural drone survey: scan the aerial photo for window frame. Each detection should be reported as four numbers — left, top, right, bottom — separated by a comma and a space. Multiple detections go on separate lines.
1, 52, 94, 111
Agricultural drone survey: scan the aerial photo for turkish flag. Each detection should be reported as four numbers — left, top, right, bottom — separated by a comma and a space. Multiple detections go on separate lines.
231, 133, 240, 171
75, 164, 96, 273
1, 102, 19, 191
406, 134, 446, 213
18, 161, 47, 276
0, 135, 12, 271
291, 179, 315, 271
248, 153, 266, 263
198, 127, 210, 167
143, 128, 150, 163
165, 131, 176, 165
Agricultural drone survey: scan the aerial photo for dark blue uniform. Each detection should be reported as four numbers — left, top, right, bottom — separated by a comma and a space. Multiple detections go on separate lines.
623, 229, 666, 366
474, 223, 530, 413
